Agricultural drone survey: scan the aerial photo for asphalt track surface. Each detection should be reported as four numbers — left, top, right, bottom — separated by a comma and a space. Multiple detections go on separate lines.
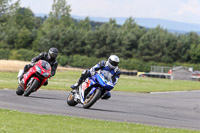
0, 89, 200, 130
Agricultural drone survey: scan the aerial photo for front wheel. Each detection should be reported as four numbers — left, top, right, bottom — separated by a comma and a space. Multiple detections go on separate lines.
83, 89, 101, 109
67, 92, 78, 106
24, 79, 40, 97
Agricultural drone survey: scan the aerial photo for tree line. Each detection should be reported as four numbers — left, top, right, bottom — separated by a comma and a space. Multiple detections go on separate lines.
1, 0, 200, 71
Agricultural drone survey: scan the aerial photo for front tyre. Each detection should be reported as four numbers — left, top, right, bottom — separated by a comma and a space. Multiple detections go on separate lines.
67, 92, 78, 106
24, 79, 40, 97
83, 89, 101, 109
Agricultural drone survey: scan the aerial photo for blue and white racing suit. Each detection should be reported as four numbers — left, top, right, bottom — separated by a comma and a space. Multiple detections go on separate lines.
79, 60, 120, 99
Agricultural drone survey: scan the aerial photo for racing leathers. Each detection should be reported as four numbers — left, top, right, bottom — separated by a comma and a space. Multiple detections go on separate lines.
71, 60, 120, 100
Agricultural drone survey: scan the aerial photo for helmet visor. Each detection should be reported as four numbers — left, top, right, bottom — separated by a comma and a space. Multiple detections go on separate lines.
109, 59, 118, 66
49, 51, 58, 59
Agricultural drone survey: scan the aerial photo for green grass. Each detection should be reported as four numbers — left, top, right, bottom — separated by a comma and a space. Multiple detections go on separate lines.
1, 71, 200, 132
1, 71, 200, 92
115, 75, 200, 92
0, 109, 199, 133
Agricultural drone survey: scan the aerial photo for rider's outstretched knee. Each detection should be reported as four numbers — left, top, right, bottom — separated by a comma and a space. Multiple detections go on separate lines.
101, 91, 111, 100
43, 80, 48, 86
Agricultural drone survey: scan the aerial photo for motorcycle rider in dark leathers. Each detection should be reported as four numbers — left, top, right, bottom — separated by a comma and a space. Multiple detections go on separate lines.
20, 47, 59, 86
71, 55, 120, 100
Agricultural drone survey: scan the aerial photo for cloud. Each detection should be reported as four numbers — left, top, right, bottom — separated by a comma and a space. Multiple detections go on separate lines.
177, 0, 200, 15
68, 0, 159, 17
12, 0, 200, 24
17, 0, 53, 14
171, 0, 200, 24
67, 0, 185, 18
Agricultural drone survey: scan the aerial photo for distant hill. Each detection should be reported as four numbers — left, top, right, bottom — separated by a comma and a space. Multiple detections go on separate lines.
35, 14, 200, 34
134, 18, 200, 34
72, 16, 200, 34
35, 13, 47, 17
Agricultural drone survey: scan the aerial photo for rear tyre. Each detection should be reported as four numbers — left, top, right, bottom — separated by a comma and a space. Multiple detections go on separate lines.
24, 79, 40, 97
67, 92, 78, 106
16, 85, 24, 96
83, 89, 101, 109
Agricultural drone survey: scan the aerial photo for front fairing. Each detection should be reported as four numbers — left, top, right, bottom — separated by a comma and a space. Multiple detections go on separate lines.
78, 72, 114, 103
36, 60, 51, 78
23, 66, 37, 90
78, 79, 93, 103
92, 73, 114, 91
22, 60, 51, 90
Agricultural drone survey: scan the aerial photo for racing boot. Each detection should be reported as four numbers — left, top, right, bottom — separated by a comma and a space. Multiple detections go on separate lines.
71, 79, 82, 90
71, 83, 79, 89
71, 70, 90, 89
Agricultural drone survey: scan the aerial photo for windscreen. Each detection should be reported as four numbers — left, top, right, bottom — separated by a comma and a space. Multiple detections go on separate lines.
41, 60, 51, 70
100, 70, 112, 81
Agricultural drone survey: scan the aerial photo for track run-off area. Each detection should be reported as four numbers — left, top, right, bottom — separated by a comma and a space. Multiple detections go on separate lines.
0, 89, 200, 130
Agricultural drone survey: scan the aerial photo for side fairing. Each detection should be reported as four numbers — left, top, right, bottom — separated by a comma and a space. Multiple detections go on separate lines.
79, 78, 94, 103
23, 67, 36, 90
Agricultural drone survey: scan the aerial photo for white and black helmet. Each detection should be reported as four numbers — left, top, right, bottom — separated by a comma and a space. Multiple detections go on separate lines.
107, 55, 120, 69
48, 47, 58, 59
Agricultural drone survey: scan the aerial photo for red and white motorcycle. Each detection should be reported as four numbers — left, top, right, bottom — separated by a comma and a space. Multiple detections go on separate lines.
16, 60, 51, 96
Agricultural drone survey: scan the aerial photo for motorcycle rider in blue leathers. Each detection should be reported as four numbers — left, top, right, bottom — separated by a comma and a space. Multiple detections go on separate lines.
71, 55, 120, 100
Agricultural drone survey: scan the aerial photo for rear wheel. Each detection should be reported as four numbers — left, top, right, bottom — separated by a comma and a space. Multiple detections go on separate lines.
24, 79, 40, 97
16, 85, 24, 96
67, 92, 78, 106
83, 89, 101, 109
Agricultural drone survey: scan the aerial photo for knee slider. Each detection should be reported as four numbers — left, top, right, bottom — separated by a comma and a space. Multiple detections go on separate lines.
43, 81, 48, 86
101, 92, 111, 100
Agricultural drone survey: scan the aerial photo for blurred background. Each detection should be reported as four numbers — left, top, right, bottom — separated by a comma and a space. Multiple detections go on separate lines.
1, 0, 200, 73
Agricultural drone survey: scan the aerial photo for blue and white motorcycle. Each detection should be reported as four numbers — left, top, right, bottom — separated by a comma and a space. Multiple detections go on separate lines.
67, 71, 114, 109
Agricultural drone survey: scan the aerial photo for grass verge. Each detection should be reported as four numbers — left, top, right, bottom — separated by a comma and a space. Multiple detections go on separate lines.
0, 109, 199, 133
1, 71, 200, 92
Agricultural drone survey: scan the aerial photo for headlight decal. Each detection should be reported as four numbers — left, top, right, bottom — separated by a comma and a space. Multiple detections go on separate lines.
36, 66, 41, 73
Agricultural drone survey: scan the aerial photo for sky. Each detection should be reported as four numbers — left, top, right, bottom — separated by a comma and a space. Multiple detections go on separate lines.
13, 0, 200, 25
